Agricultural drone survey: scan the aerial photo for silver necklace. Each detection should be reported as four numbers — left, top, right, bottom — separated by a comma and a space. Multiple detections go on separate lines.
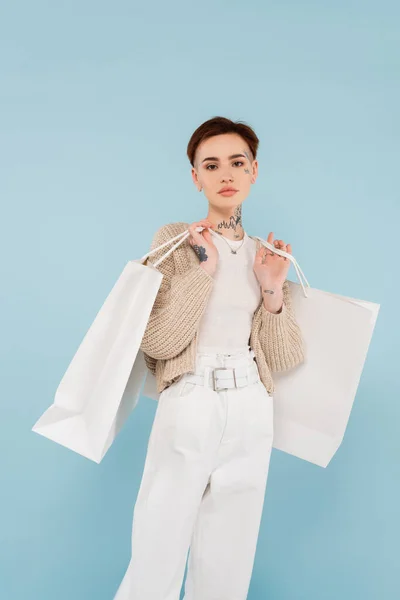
211, 229, 246, 254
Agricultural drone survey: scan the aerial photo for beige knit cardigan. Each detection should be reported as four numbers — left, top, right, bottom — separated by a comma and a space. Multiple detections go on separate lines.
140, 221, 305, 394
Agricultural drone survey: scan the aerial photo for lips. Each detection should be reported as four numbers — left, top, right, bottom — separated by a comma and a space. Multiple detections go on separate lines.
219, 189, 238, 196
219, 187, 238, 193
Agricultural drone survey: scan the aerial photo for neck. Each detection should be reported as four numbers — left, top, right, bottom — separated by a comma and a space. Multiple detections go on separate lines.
206, 204, 245, 241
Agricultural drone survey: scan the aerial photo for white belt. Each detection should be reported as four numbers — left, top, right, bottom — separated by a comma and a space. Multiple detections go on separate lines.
184, 362, 260, 392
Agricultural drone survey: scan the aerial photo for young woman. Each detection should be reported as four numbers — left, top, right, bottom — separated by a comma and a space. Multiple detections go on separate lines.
114, 116, 305, 600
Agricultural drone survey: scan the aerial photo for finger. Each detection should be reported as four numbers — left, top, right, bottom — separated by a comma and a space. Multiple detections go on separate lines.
267, 232, 276, 255
257, 246, 268, 258
254, 248, 266, 266
278, 240, 286, 251
273, 240, 281, 255
190, 223, 213, 245
190, 222, 208, 234
278, 239, 288, 260
202, 229, 214, 244
191, 219, 213, 232
199, 219, 215, 229
192, 222, 215, 235
189, 226, 205, 243
191, 224, 206, 233
256, 242, 270, 256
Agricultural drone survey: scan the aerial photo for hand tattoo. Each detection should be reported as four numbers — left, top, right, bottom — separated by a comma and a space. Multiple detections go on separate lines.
192, 244, 208, 262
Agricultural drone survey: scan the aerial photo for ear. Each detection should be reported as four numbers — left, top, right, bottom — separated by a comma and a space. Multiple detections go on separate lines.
191, 166, 200, 187
251, 159, 259, 183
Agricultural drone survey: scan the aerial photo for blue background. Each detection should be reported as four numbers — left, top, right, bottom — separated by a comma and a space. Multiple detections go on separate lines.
1, 1, 398, 598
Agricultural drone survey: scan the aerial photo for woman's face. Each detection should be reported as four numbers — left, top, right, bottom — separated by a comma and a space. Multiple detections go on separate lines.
192, 133, 258, 209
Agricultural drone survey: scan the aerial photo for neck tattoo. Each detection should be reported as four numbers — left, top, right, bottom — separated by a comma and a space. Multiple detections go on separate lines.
214, 205, 243, 239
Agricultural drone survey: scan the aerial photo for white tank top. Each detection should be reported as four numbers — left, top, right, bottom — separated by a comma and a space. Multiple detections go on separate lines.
196, 229, 262, 353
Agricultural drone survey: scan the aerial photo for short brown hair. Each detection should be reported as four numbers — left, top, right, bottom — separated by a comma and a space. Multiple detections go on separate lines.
187, 116, 259, 167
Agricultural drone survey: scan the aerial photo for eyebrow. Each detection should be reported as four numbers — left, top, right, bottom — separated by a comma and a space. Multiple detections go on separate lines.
201, 153, 247, 164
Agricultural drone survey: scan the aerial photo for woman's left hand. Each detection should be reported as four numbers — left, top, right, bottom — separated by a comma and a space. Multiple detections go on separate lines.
253, 232, 292, 289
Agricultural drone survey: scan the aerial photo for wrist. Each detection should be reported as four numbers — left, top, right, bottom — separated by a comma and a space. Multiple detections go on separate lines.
200, 263, 216, 278
261, 285, 284, 314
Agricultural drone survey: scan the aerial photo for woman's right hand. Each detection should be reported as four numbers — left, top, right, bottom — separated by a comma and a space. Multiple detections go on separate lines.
187, 218, 219, 277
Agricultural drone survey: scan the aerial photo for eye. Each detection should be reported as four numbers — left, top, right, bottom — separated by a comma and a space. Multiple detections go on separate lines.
205, 161, 244, 171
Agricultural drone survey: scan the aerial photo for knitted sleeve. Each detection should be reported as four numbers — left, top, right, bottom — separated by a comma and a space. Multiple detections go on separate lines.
257, 279, 305, 372
140, 224, 214, 360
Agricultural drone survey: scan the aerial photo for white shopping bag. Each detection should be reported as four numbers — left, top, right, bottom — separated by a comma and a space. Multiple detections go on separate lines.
32, 228, 194, 463
142, 363, 160, 401
250, 236, 380, 468
142, 288, 380, 468
142, 234, 380, 468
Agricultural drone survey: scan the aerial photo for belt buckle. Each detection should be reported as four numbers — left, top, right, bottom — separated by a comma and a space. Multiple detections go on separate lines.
212, 367, 236, 391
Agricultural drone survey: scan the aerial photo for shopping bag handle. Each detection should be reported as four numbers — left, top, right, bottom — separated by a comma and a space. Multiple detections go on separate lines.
141, 227, 310, 298
140, 229, 192, 267
249, 235, 310, 298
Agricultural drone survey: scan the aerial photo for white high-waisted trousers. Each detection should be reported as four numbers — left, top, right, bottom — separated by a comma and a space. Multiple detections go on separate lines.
114, 345, 274, 600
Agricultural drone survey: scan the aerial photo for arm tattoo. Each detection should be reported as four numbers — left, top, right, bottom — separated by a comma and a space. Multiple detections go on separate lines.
192, 244, 208, 262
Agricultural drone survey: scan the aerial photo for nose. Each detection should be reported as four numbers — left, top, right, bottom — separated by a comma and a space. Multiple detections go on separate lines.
221, 173, 234, 183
